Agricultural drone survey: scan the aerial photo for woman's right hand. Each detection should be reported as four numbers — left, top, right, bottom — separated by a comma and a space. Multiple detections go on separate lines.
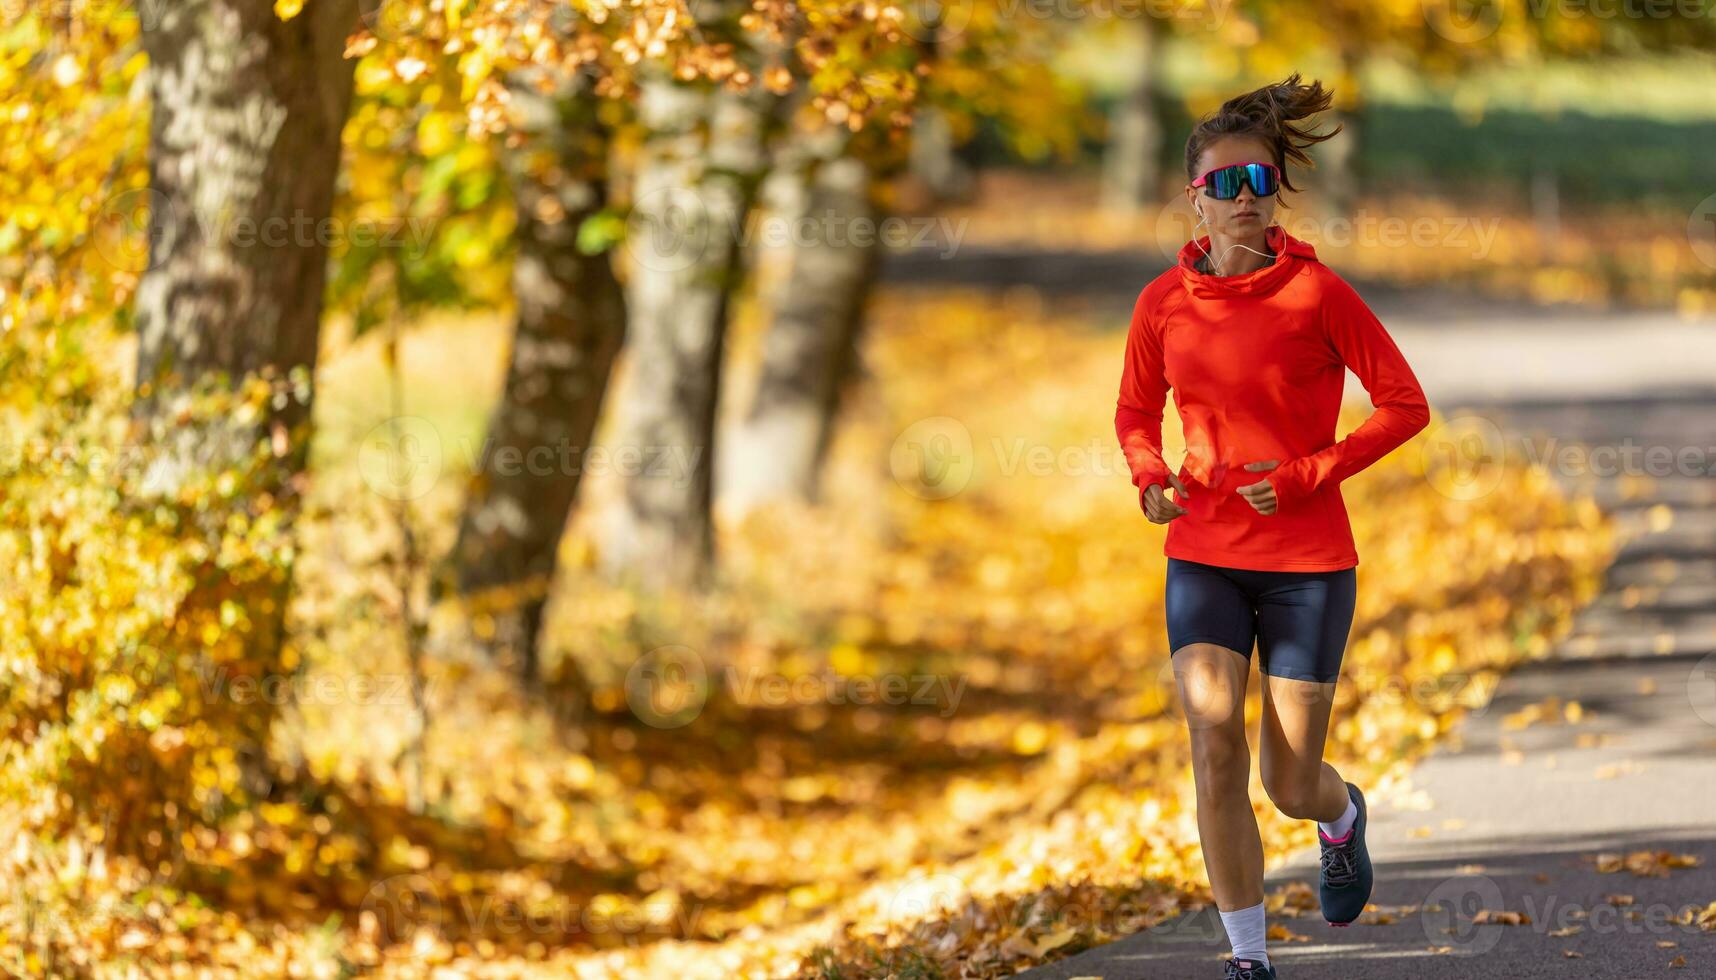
1141, 472, 1191, 524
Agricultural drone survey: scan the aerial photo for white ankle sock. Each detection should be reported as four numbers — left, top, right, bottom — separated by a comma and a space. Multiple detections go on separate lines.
1219, 899, 1269, 967
1319, 793, 1357, 839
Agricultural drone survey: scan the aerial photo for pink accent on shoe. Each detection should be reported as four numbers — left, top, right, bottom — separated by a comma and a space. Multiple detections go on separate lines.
1327, 921, 1350, 927
1319, 828, 1353, 844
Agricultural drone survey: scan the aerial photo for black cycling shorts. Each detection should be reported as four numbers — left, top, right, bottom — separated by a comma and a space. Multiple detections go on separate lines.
1164, 556, 1357, 683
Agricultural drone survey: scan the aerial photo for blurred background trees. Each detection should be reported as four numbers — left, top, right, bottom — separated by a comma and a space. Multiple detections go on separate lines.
441, 61, 624, 685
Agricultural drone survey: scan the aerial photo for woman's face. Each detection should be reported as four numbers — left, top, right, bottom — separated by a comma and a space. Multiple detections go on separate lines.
1185, 135, 1278, 240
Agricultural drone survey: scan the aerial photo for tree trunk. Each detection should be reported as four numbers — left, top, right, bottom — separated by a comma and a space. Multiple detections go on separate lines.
908, 107, 977, 206
133, 0, 365, 802
443, 68, 625, 683
599, 68, 780, 591
719, 123, 884, 515
1319, 49, 1364, 219
904, 32, 976, 207
1100, 18, 1161, 215
135, 0, 361, 433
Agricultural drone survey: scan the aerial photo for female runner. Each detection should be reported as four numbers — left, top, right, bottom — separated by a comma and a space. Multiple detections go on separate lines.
1114, 73, 1432, 980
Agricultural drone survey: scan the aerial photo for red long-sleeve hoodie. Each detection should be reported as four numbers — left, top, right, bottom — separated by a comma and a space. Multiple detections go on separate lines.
1115, 226, 1431, 571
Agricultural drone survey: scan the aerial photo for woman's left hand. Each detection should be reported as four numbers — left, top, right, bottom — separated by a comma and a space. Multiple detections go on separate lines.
1236, 459, 1280, 515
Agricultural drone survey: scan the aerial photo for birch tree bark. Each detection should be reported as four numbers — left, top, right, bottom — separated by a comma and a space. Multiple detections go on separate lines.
599, 64, 782, 590
132, 0, 367, 798
443, 68, 625, 683
135, 0, 363, 435
719, 122, 886, 515
1100, 19, 1161, 214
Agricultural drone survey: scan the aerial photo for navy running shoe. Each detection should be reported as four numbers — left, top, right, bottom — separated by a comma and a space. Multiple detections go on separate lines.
1223, 957, 1277, 979
1317, 780, 1373, 925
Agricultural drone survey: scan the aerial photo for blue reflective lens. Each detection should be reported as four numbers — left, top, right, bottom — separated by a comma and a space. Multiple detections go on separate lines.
1204, 163, 1278, 199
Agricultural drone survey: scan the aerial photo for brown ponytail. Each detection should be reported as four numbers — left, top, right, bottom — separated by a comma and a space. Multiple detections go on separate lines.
1184, 73, 1340, 194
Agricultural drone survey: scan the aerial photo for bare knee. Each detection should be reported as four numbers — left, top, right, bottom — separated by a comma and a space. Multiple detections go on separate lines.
1189, 729, 1249, 795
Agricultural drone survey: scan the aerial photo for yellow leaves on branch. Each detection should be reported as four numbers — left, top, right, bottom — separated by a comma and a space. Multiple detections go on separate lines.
330, 0, 1051, 141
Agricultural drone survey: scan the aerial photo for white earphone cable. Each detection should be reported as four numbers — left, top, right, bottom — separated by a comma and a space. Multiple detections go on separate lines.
1192, 203, 1277, 275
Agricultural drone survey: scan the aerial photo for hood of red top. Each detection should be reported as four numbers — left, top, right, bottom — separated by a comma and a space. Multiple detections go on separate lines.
1177, 224, 1318, 299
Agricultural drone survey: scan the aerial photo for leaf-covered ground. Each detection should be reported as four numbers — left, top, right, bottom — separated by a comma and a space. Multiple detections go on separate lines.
0, 285, 1624, 977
